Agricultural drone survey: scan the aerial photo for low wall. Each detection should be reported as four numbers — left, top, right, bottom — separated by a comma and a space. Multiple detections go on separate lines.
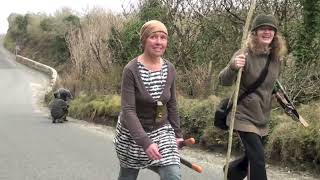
16, 55, 58, 94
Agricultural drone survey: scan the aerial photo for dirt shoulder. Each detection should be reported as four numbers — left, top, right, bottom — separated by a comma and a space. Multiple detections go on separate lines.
180, 146, 317, 180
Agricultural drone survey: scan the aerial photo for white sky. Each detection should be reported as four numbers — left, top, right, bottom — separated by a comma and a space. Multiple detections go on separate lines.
0, 0, 137, 34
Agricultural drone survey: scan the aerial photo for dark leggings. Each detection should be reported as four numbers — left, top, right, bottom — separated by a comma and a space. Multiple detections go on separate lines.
227, 131, 267, 180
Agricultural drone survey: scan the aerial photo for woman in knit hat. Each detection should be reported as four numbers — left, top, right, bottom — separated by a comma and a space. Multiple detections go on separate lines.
114, 20, 183, 180
219, 14, 287, 180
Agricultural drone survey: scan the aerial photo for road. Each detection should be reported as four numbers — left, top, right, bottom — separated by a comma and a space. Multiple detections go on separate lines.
0, 38, 316, 180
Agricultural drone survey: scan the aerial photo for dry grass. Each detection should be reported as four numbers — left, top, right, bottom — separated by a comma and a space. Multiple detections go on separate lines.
267, 102, 320, 172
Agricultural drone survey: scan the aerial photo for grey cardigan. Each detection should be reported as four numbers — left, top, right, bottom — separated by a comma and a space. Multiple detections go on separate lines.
219, 50, 281, 136
120, 58, 182, 150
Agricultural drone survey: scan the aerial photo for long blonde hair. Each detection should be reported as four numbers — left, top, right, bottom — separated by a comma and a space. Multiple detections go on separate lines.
246, 31, 287, 61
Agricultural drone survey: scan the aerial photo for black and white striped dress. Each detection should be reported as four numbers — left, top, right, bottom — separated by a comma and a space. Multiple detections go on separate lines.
114, 61, 180, 169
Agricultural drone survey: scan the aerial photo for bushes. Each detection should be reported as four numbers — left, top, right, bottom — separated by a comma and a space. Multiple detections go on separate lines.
69, 94, 121, 126
107, 18, 143, 66
3, 35, 15, 52
178, 96, 217, 140
178, 95, 241, 151
267, 103, 320, 171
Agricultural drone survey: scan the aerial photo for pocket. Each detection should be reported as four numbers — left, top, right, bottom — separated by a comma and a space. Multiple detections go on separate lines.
238, 96, 263, 120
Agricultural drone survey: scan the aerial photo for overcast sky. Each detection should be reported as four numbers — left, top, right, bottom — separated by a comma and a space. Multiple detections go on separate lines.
0, 0, 137, 34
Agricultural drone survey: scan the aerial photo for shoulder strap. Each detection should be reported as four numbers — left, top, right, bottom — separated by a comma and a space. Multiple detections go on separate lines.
238, 54, 271, 101
227, 54, 271, 111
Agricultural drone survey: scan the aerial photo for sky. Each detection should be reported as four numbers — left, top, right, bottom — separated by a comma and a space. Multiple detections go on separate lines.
0, 0, 137, 34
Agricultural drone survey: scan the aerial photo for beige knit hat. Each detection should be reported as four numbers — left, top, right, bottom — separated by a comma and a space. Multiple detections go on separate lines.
140, 20, 168, 45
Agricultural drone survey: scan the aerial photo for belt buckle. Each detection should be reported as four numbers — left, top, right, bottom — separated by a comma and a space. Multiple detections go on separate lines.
155, 101, 164, 124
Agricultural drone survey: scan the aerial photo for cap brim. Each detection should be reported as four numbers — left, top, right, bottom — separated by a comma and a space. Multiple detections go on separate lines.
252, 23, 277, 31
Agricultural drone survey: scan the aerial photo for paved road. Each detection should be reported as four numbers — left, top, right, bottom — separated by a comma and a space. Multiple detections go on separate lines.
0, 40, 222, 180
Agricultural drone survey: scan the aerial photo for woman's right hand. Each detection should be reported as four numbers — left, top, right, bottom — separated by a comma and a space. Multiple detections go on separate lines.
231, 53, 246, 70
145, 143, 162, 160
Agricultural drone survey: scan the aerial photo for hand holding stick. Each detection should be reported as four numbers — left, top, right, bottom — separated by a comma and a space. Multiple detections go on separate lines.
178, 137, 195, 149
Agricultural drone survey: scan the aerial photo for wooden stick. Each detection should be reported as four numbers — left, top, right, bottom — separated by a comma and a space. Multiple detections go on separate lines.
276, 80, 309, 127
298, 115, 309, 127
224, 1, 257, 180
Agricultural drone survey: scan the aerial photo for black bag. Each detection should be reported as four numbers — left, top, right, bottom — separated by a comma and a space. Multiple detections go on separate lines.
214, 55, 272, 130
214, 98, 231, 130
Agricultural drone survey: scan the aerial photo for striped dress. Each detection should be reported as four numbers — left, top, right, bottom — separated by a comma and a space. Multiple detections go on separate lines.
114, 61, 180, 169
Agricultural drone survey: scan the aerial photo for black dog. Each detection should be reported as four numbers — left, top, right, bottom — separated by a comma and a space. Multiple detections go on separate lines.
49, 88, 73, 123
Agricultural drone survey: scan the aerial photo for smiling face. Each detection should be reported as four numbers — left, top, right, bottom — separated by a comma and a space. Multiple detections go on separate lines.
143, 31, 168, 58
256, 25, 276, 47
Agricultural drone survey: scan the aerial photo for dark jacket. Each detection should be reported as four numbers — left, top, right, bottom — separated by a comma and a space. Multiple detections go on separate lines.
120, 58, 182, 150
219, 50, 281, 136
50, 99, 68, 119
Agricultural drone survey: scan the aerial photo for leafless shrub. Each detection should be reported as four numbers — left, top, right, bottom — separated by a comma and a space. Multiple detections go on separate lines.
280, 54, 320, 103
65, 7, 124, 95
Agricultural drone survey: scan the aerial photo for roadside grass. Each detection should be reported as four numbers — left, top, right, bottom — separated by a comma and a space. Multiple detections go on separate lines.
68, 94, 120, 126
267, 103, 320, 172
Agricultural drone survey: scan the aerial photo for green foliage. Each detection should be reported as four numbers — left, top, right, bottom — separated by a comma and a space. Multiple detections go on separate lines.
16, 15, 28, 33
51, 35, 69, 63
107, 0, 166, 66
69, 95, 121, 125
4, 11, 80, 66
179, 95, 241, 151
107, 0, 169, 66
108, 19, 144, 66
3, 35, 15, 52
6, 14, 28, 44
293, 0, 320, 65
139, 0, 168, 21
40, 18, 55, 31
178, 96, 219, 141
63, 15, 81, 28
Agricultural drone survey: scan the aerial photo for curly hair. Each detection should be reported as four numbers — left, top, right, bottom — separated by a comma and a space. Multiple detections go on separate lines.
246, 31, 287, 61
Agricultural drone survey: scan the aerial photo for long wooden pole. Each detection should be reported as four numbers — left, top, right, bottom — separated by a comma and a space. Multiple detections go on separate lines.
224, 1, 257, 180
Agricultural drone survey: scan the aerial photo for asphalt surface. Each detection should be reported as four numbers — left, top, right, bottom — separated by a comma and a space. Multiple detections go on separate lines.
0, 40, 222, 180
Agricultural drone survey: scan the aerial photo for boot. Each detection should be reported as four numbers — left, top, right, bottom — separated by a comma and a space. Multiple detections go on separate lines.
223, 156, 248, 180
